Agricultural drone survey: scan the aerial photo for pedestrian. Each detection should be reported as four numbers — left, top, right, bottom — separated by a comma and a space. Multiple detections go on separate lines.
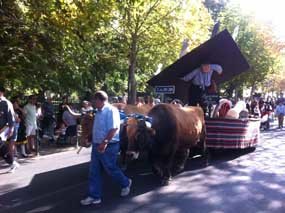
80, 90, 132, 206
42, 96, 55, 142
62, 105, 78, 144
57, 95, 69, 125
181, 62, 223, 111
249, 99, 261, 118
12, 96, 28, 157
63, 100, 94, 147
0, 85, 20, 172
275, 101, 285, 129
23, 95, 37, 154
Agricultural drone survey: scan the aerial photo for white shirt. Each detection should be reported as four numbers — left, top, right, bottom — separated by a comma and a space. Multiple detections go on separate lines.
182, 64, 223, 89
24, 103, 37, 128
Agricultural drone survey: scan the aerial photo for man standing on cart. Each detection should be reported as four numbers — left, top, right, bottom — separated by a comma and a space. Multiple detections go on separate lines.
181, 62, 223, 111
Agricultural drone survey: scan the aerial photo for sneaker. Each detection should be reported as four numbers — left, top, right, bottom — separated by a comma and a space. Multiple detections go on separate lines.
7, 161, 20, 173
80, 197, 101, 206
121, 179, 132, 197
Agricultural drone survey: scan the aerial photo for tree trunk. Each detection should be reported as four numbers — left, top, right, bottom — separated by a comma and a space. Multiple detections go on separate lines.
127, 35, 138, 104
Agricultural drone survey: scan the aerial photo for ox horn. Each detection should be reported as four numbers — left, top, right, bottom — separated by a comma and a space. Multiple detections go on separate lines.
145, 121, 152, 128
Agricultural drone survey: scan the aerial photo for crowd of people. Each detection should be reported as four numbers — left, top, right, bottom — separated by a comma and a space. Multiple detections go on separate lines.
0, 87, 96, 173
210, 94, 285, 132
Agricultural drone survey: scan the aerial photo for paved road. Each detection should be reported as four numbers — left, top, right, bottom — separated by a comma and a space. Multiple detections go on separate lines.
1, 124, 285, 213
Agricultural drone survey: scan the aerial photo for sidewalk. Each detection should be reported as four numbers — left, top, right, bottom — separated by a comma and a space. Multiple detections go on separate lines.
36, 142, 79, 156
0, 141, 83, 173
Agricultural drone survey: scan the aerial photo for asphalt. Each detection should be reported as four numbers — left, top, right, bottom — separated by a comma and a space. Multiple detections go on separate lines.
0, 122, 285, 213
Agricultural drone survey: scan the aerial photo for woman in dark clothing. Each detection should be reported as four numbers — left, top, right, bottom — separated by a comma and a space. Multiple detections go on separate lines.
12, 96, 28, 157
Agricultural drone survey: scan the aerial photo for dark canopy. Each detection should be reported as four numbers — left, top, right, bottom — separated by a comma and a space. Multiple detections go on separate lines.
148, 29, 250, 103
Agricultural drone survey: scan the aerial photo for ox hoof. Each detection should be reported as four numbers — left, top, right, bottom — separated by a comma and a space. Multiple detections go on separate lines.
161, 177, 172, 186
173, 166, 184, 175
152, 166, 163, 178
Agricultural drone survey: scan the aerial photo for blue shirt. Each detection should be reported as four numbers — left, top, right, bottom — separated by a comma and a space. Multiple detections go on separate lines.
182, 64, 223, 89
92, 103, 120, 144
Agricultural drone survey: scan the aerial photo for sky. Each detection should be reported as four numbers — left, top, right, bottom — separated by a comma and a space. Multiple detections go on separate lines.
232, 0, 285, 40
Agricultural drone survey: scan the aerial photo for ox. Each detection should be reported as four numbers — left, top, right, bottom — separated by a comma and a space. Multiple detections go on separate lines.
126, 104, 207, 185
112, 103, 152, 115
112, 103, 153, 169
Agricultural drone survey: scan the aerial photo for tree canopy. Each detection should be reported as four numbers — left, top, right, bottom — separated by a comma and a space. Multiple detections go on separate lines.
1, 0, 284, 101
218, 3, 285, 98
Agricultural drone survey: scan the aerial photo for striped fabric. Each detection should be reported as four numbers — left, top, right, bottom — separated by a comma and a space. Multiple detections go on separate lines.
206, 118, 260, 149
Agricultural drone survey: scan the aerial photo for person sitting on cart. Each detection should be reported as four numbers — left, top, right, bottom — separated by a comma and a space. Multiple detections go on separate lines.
181, 62, 223, 110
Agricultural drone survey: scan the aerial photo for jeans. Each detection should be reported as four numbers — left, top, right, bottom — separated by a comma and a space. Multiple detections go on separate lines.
278, 114, 284, 128
88, 143, 129, 199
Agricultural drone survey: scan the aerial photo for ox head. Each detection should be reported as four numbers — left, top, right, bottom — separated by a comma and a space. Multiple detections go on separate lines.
126, 115, 155, 160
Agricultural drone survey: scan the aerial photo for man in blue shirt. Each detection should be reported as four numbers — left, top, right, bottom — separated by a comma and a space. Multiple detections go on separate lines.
181, 63, 223, 108
80, 91, 131, 206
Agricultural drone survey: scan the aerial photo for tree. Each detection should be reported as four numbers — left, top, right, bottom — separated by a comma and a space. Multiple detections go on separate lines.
218, 4, 284, 98
1, 0, 213, 100
111, 0, 213, 104
0, 0, 115, 95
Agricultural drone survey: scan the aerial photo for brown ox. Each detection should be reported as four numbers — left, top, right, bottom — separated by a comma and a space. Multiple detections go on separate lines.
112, 103, 152, 115
112, 103, 153, 169
78, 112, 94, 148
127, 103, 206, 185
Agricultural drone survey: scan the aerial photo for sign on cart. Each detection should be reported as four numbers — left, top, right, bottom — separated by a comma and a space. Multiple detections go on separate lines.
155, 86, 175, 94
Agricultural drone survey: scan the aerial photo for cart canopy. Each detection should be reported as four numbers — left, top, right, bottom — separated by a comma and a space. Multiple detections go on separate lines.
148, 29, 250, 103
